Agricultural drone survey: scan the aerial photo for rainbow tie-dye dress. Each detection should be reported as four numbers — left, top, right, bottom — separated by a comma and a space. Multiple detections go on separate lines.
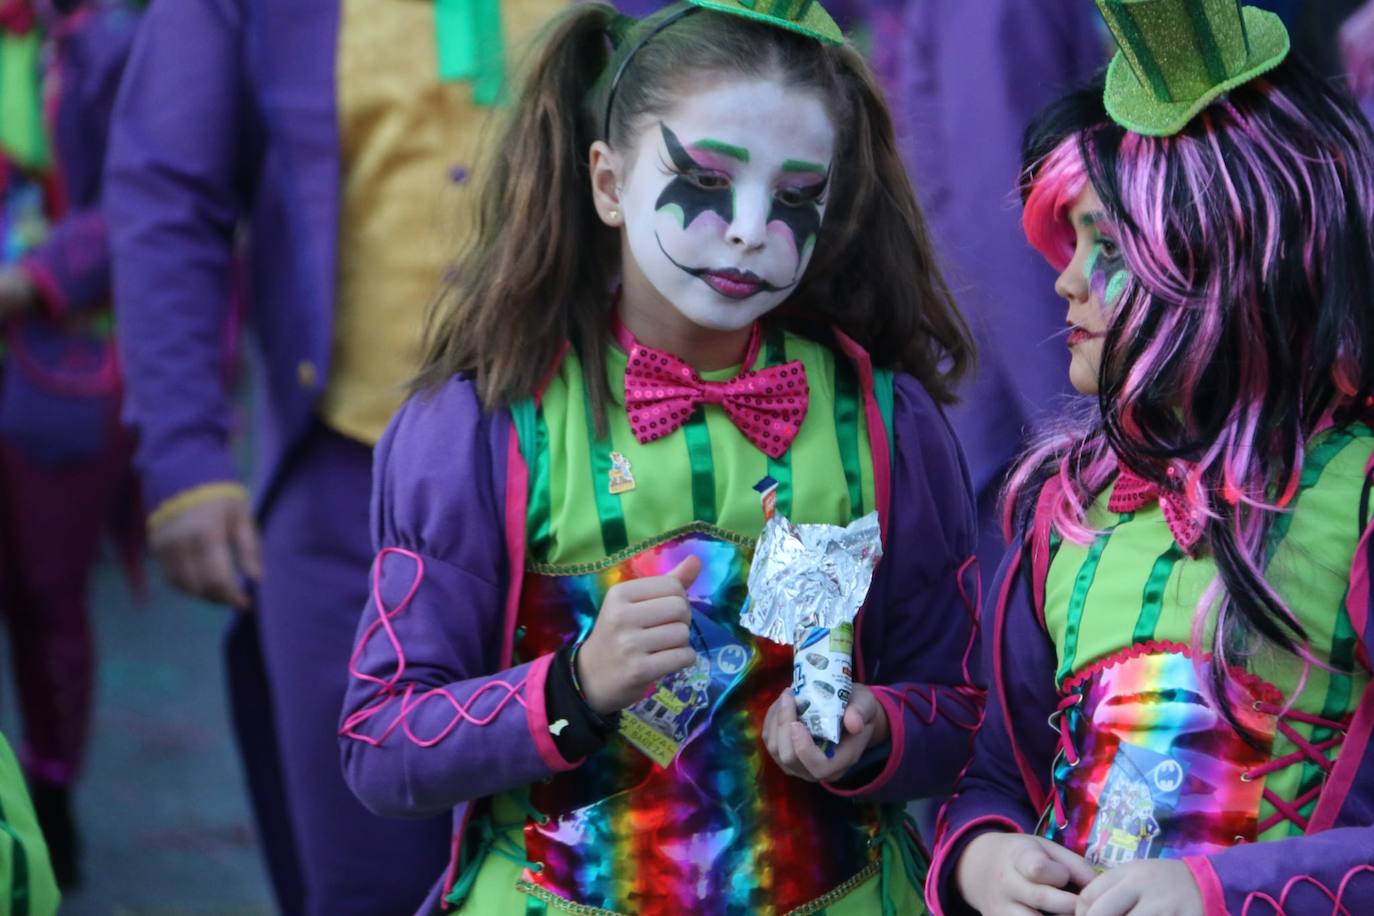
448, 330, 926, 914
1041, 427, 1374, 866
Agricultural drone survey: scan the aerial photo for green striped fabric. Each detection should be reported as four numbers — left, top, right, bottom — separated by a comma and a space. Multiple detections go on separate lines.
524, 330, 877, 571
1042, 428, 1374, 840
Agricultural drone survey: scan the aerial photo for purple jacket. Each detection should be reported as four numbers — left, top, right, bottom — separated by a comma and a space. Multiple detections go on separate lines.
339, 364, 985, 910
926, 525, 1374, 915
105, 0, 336, 512
104, 0, 657, 516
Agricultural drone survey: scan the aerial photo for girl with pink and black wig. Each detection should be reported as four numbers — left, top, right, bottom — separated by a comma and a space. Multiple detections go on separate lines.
926, 2, 1374, 914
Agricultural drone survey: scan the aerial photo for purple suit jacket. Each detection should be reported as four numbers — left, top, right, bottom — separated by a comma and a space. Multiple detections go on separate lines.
106, 0, 339, 512
338, 366, 986, 911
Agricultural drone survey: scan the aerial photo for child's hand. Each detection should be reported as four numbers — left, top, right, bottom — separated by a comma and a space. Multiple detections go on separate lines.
1075, 860, 1203, 916
956, 832, 1095, 915
762, 683, 888, 782
575, 555, 701, 715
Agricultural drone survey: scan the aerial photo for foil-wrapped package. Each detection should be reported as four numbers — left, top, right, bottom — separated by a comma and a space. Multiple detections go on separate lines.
741, 512, 882, 744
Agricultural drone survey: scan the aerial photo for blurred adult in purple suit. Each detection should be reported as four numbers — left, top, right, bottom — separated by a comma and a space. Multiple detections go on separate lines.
867, 0, 1105, 571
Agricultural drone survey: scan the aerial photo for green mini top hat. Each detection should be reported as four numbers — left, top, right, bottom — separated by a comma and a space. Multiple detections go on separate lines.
685, 0, 843, 46
1096, 0, 1290, 136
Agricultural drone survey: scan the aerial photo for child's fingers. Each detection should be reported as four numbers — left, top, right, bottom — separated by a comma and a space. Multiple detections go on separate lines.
774, 688, 799, 724
668, 554, 702, 590
628, 595, 692, 627
637, 622, 691, 653
843, 686, 880, 736
1076, 866, 1122, 915
1080, 877, 1138, 916
1017, 848, 1072, 888
642, 646, 697, 683
1011, 876, 1079, 915
785, 722, 823, 781
1043, 842, 1098, 890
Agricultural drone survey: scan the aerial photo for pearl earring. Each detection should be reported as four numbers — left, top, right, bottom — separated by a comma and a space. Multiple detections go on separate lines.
609, 209, 620, 222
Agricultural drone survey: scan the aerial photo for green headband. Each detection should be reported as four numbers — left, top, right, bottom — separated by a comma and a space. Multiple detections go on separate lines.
602, 0, 844, 140
1096, 0, 1290, 136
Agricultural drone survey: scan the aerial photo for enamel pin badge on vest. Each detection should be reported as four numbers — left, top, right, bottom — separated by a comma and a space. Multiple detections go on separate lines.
609, 451, 636, 495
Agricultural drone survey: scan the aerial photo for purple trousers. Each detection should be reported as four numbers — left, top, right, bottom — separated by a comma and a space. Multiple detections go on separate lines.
0, 430, 135, 785
240, 421, 450, 915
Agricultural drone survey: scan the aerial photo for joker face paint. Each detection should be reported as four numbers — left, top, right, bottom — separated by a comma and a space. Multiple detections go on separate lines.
617, 79, 835, 333
1056, 186, 1131, 396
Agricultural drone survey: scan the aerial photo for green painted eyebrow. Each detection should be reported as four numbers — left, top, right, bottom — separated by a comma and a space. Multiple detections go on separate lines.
782, 159, 827, 174
1079, 211, 1108, 229
690, 138, 750, 162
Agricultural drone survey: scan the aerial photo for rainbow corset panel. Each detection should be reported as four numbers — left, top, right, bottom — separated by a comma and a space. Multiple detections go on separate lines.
1045, 647, 1279, 867
515, 529, 882, 915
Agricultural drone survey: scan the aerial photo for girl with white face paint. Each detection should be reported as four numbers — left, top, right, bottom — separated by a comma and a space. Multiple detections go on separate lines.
339, 3, 980, 913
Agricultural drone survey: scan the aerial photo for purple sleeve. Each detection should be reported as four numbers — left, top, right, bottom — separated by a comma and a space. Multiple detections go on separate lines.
20, 210, 108, 319
925, 538, 1062, 916
104, 0, 248, 510
339, 379, 581, 819
1184, 826, 1374, 914
826, 375, 983, 803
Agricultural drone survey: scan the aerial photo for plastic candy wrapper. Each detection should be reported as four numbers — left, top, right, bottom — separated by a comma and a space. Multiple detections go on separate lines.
620, 608, 753, 767
740, 511, 882, 744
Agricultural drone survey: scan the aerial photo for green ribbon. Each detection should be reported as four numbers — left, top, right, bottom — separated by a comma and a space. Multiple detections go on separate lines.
435, 0, 507, 106
0, 30, 48, 171
833, 358, 864, 519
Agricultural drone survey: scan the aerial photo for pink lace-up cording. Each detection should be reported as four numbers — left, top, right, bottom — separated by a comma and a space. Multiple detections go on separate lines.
340, 548, 530, 747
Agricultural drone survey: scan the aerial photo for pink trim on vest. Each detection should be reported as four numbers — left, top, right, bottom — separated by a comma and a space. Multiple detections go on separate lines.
1307, 683, 1374, 833
830, 327, 890, 683
923, 814, 1025, 916
1184, 855, 1227, 915
1347, 451, 1374, 673
1031, 479, 1061, 631
992, 547, 1049, 813
501, 423, 529, 668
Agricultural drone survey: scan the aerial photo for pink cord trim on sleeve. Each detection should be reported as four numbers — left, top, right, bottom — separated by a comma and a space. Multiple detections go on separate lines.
524, 652, 582, 773
923, 814, 1024, 916
339, 547, 531, 747
1184, 856, 1227, 915
956, 555, 982, 687
1240, 864, 1374, 915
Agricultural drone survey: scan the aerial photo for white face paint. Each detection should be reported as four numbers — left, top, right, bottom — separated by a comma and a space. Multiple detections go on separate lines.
617, 79, 836, 333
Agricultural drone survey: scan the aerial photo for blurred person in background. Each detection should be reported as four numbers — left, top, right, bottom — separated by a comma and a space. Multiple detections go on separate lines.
864, 0, 1104, 573
0, 0, 142, 888
104, 0, 630, 912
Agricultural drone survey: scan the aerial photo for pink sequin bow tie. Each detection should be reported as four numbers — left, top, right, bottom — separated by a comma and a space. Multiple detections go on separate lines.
622, 332, 809, 460
1108, 466, 1203, 553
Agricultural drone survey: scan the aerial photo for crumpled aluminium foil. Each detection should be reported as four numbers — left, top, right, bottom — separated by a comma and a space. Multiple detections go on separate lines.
741, 512, 882, 743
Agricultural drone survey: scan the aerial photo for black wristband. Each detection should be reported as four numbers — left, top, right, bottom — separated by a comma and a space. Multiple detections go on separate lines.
544, 644, 619, 760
